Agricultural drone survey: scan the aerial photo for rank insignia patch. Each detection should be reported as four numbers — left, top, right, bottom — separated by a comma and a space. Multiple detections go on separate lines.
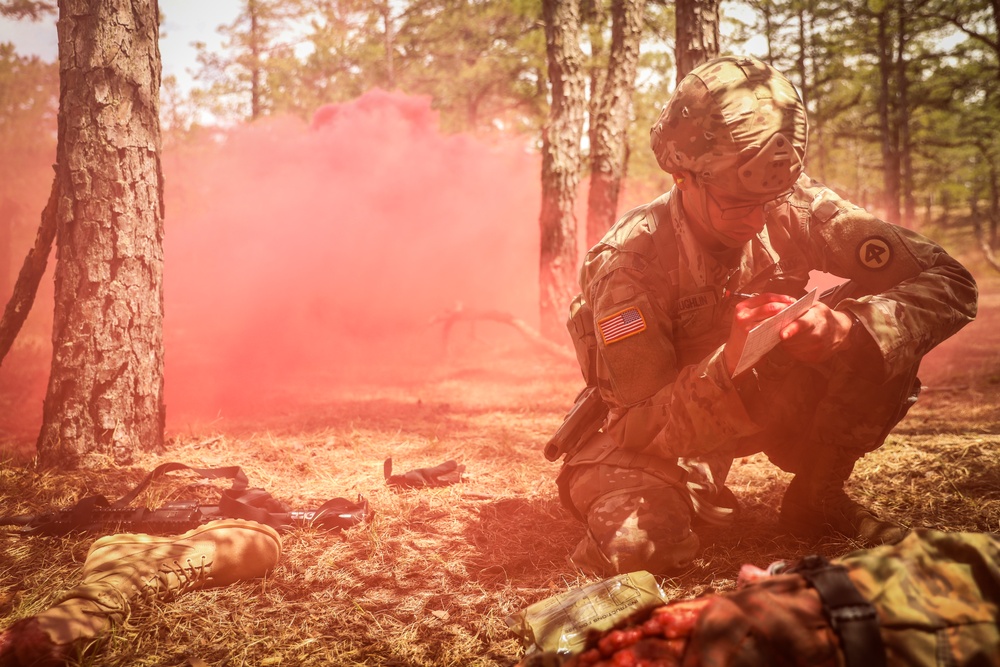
598, 306, 646, 344
858, 236, 892, 270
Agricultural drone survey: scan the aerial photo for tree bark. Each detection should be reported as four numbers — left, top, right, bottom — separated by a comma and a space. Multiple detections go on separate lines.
0, 198, 14, 309
38, 0, 165, 468
989, 154, 1000, 248
585, 0, 644, 248
876, 7, 901, 224
539, 0, 586, 342
0, 180, 56, 368
974, 151, 1000, 270
675, 0, 719, 80
896, 0, 916, 227
795, 4, 808, 111
805, 5, 829, 182
249, 0, 263, 120
379, 0, 395, 89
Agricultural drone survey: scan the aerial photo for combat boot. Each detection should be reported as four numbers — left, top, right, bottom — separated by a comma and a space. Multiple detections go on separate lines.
0, 519, 281, 667
779, 459, 907, 547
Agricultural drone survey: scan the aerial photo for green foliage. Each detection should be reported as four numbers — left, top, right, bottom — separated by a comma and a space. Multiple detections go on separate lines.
0, 42, 56, 145
184, 0, 548, 134
616, 1, 676, 191
723, 0, 999, 232
0, 0, 55, 20
0, 41, 56, 214
0, 41, 56, 325
1, 0, 995, 230
187, 0, 299, 123
391, 0, 546, 135
167, 0, 1000, 236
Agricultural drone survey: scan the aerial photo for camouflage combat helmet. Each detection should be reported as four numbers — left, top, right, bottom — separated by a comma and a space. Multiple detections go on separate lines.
650, 55, 808, 201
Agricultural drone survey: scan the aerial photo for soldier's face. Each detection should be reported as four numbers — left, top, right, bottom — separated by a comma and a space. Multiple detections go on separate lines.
703, 186, 767, 243
680, 182, 767, 248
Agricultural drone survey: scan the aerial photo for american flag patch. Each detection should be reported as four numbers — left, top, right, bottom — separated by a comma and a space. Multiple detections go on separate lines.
598, 306, 646, 344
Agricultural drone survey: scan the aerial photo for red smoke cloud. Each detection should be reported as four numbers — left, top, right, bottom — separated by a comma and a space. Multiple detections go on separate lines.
163, 90, 541, 425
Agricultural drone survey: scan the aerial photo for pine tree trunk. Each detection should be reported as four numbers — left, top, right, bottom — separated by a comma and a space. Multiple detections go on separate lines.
876, 8, 901, 225
896, 0, 916, 227
539, 0, 586, 342
0, 183, 56, 367
989, 159, 1000, 249
0, 199, 13, 306
586, 0, 644, 249
249, 0, 263, 120
675, 0, 719, 80
37, 0, 165, 468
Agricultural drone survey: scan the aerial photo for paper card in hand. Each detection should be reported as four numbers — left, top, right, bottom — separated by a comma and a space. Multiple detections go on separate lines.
730, 288, 818, 377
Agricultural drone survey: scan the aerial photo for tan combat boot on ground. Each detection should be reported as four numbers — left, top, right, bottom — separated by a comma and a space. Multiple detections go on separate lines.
779, 458, 908, 547
0, 519, 281, 667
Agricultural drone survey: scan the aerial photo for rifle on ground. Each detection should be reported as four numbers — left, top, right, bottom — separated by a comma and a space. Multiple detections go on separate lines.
1, 462, 372, 537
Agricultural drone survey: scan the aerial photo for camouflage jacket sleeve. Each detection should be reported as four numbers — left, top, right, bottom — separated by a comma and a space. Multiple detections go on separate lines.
583, 223, 760, 459
800, 183, 978, 381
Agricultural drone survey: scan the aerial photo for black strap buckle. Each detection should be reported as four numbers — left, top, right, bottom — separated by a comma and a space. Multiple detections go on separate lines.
829, 602, 879, 629
789, 555, 887, 667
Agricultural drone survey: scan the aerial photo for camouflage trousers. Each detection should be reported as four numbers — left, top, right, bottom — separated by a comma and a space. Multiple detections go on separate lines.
558, 351, 922, 576
737, 350, 921, 473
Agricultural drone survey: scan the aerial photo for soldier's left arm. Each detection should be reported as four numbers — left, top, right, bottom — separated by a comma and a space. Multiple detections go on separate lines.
803, 188, 978, 381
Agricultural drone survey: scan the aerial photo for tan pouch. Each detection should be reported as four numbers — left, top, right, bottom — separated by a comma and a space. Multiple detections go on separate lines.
506, 570, 669, 656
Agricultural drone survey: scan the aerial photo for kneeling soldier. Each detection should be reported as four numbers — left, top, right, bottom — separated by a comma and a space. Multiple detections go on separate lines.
553, 55, 977, 575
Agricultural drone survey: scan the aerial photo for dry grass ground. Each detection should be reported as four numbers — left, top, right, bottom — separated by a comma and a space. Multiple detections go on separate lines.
1, 252, 998, 667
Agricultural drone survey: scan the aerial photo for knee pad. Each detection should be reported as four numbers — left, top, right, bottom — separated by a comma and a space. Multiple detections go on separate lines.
576, 485, 699, 575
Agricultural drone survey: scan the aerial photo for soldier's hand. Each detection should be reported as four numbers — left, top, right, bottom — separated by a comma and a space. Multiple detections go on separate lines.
724, 293, 796, 373
779, 302, 853, 363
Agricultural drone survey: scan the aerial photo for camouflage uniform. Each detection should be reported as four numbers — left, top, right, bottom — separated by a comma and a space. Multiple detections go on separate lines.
684, 529, 1000, 666
516, 530, 999, 666
559, 159, 978, 575
841, 530, 1000, 665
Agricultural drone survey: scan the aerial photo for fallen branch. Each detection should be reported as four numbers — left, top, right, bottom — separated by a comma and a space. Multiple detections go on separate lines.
0, 174, 58, 369
429, 305, 576, 363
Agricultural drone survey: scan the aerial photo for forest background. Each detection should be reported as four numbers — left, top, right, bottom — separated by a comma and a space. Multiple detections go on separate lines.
0, 0, 998, 665
1, 0, 997, 437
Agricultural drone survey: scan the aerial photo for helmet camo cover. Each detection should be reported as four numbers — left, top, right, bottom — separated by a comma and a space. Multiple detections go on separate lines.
650, 55, 808, 201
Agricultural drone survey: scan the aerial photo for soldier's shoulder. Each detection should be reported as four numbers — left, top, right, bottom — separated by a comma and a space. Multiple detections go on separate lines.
606, 200, 663, 249
582, 198, 668, 285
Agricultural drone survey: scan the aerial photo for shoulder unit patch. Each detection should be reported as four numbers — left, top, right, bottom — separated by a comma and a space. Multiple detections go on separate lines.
858, 236, 892, 270
598, 306, 647, 345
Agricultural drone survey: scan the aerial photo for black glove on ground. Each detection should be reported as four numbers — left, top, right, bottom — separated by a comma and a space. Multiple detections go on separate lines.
383, 458, 464, 488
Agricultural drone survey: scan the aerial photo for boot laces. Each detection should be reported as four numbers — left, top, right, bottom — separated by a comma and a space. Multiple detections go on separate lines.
142, 554, 211, 599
